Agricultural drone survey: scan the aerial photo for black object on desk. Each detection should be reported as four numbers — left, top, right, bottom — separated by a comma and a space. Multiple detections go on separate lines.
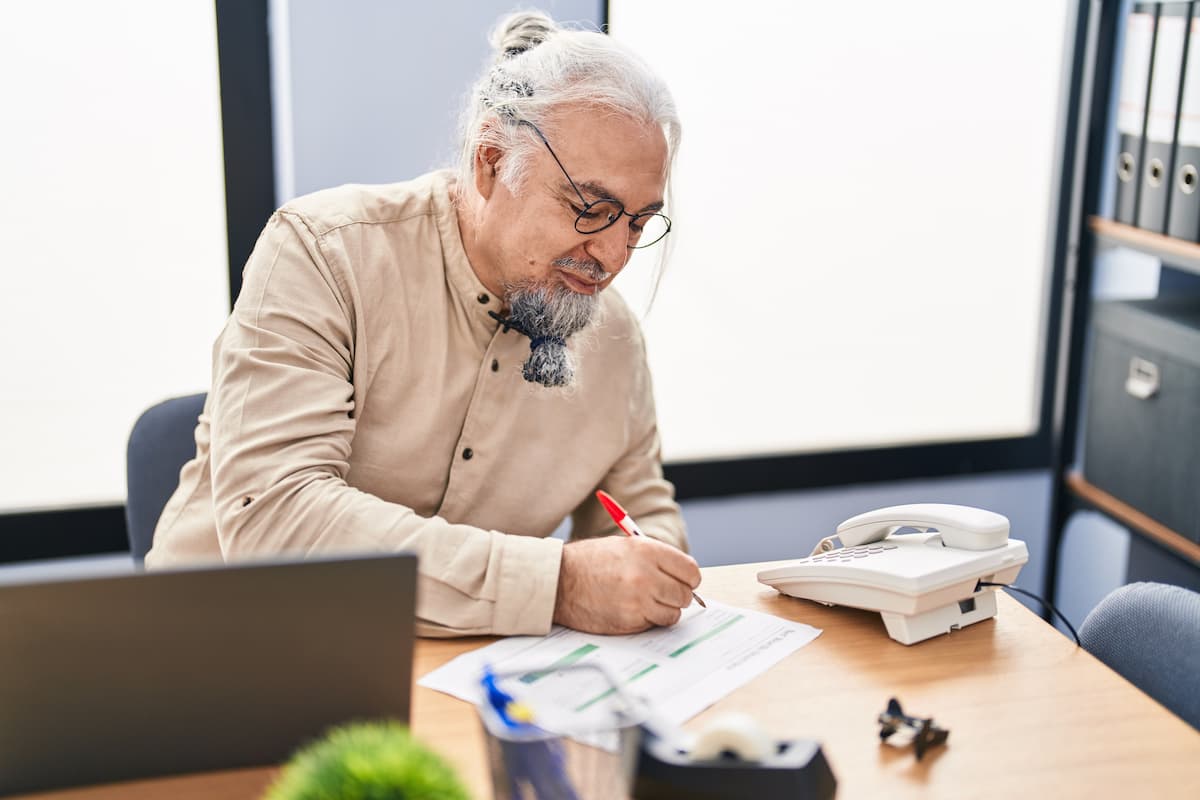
633, 726, 836, 800
878, 697, 950, 761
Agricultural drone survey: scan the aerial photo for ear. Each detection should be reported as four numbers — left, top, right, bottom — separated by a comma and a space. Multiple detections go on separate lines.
474, 144, 503, 200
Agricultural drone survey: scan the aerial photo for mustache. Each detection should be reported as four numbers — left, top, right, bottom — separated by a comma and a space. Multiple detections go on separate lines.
553, 257, 611, 284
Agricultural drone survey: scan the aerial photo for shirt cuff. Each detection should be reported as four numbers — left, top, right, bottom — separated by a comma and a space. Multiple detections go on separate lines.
491, 533, 564, 636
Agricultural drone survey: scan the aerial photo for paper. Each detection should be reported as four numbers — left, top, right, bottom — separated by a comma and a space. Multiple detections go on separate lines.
419, 601, 821, 735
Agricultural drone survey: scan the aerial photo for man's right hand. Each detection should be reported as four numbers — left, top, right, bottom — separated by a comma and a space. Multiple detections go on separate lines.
551, 534, 702, 634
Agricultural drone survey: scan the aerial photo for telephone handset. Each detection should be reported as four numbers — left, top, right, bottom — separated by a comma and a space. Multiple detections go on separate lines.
757, 504, 1028, 645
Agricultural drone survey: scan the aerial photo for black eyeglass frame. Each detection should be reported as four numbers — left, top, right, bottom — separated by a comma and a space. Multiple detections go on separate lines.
517, 119, 672, 249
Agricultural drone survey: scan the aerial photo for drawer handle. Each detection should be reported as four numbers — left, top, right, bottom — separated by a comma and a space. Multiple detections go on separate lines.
1125, 357, 1160, 400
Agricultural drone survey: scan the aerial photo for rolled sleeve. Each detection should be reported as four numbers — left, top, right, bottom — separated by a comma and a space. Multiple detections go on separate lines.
494, 533, 563, 635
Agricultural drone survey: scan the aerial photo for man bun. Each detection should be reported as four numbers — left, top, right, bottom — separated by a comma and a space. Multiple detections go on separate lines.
491, 11, 558, 60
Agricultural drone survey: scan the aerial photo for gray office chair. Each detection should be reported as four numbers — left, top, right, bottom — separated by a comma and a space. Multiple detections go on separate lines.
125, 393, 207, 562
1079, 582, 1200, 731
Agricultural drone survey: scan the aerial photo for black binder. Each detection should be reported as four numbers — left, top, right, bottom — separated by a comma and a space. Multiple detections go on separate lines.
1116, 3, 1159, 225
1168, 4, 1200, 240
1138, 3, 1191, 233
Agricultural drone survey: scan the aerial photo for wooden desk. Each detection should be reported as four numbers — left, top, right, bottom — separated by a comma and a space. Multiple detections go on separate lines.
18, 562, 1200, 799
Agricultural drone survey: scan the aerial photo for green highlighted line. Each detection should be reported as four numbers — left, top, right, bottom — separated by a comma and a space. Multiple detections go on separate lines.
574, 663, 660, 713
519, 644, 598, 684
669, 615, 745, 658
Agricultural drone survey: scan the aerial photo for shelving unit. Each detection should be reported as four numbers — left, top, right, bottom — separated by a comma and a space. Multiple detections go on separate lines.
1090, 216, 1200, 275
1045, 1, 1200, 607
1065, 473, 1200, 564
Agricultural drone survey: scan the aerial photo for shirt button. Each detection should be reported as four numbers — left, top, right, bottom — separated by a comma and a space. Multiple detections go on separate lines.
477, 293, 490, 304
462, 447, 474, 460
491, 359, 499, 372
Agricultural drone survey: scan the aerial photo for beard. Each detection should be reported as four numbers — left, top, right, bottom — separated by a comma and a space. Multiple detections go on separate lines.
504, 257, 609, 387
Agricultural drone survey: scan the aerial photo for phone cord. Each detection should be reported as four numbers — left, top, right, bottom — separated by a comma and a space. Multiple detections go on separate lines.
978, 581, 1080, 647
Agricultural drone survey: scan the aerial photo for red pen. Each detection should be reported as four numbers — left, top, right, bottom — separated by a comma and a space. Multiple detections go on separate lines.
596, 490, 706, 608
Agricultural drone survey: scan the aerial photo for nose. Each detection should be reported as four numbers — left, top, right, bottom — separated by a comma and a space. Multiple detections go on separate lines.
583, 222, 632, 276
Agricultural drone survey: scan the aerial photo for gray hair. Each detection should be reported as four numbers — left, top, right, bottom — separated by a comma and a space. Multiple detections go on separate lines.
455, 11, 681, 286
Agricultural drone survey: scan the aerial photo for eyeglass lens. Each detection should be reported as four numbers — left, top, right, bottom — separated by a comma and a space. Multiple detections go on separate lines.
574, 200, 670, 248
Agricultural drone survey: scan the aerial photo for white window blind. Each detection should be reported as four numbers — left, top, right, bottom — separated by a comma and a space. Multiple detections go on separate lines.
0, 1, 229, 511
609, 1, 1072, 463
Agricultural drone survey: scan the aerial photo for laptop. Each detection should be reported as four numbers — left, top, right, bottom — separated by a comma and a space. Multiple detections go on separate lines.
0, 553, 417, 796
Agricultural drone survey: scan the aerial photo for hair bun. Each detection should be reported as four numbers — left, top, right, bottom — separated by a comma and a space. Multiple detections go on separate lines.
491, 11, 557, 60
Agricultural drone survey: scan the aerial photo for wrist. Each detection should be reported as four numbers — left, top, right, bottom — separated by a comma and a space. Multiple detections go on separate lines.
553, 542, 576, 626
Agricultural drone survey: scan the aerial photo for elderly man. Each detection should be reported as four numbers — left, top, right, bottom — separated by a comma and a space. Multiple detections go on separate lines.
146, 10, 699, 637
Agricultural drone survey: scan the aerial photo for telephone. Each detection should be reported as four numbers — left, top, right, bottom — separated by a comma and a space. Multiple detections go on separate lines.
757, 504, 1028, 645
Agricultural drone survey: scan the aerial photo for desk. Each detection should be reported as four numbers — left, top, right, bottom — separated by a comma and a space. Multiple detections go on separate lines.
18, 562, 1200, 799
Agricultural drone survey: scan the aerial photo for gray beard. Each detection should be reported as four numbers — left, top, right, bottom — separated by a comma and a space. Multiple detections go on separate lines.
504, 258, 608, 387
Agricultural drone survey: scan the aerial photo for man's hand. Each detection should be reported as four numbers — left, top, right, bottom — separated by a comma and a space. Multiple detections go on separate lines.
552, 534, 702, 634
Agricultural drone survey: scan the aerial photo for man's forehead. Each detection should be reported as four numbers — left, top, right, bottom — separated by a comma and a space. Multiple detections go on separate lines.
541, 109, 668, 207
572, 178, 665, 213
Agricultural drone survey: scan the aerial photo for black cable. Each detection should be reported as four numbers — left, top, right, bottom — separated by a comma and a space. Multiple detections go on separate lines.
978, 581, 1080, 647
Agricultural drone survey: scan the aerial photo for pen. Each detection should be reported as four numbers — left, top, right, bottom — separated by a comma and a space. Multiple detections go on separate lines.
595, 490, 706, 609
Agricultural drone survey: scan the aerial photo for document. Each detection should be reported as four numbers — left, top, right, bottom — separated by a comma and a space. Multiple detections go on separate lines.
419, 601, 820, 735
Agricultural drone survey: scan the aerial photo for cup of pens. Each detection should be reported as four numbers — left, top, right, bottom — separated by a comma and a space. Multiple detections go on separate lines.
477, 662, 647, 800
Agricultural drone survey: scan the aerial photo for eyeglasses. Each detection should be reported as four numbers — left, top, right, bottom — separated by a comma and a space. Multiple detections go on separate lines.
518, 120, 672, 249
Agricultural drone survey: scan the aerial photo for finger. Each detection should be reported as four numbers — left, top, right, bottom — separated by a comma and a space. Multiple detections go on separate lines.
650, 575, 695, 610
643, 598, 683, 628
653, 546, 702, 589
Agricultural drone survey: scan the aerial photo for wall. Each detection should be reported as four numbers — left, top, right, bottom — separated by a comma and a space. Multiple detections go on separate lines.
273, 0, 603, 203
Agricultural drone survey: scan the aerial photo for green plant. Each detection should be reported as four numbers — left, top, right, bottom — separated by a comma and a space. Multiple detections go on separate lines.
265, 720, 471, 800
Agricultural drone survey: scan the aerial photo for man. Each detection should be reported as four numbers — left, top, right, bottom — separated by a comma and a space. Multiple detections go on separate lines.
146, 10, 700, 637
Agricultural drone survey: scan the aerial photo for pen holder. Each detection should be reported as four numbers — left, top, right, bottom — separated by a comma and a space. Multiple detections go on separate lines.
476, 663, 647, 800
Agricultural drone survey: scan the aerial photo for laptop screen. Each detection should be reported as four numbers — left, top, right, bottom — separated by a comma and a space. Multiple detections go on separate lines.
0, 553, 417, 796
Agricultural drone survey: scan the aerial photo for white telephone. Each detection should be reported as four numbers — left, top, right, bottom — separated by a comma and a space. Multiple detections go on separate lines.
757, 504, 1028, 645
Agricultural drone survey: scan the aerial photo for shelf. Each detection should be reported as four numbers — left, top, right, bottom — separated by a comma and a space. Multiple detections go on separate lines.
1088, 217, 1200, 277
1066, 473, 1200, 565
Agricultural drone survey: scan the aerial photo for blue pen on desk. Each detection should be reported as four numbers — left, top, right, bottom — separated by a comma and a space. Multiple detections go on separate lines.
482, 666, 580, 800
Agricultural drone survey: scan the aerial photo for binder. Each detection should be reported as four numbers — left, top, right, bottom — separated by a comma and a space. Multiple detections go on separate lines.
1116, 3, 1159, 225
1137, 3, 1190, 233
1168, 4, 1200, 240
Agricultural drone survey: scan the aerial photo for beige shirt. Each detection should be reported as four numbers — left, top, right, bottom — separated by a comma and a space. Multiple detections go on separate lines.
145, 170, 686, 636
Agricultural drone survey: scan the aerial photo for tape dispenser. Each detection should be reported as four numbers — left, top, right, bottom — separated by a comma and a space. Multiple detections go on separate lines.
634, 711, 836, 799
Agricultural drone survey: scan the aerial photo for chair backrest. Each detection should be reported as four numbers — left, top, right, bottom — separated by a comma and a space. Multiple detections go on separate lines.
1079, 581, 1200, 731
124, 393, 207, 562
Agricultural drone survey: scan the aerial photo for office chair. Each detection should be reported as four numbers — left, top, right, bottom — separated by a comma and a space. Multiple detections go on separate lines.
1079, 582, 1200, 731
125, 393, 207, 562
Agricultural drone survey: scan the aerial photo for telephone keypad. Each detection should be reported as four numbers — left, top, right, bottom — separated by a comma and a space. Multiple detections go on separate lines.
797, 542, 898, 564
